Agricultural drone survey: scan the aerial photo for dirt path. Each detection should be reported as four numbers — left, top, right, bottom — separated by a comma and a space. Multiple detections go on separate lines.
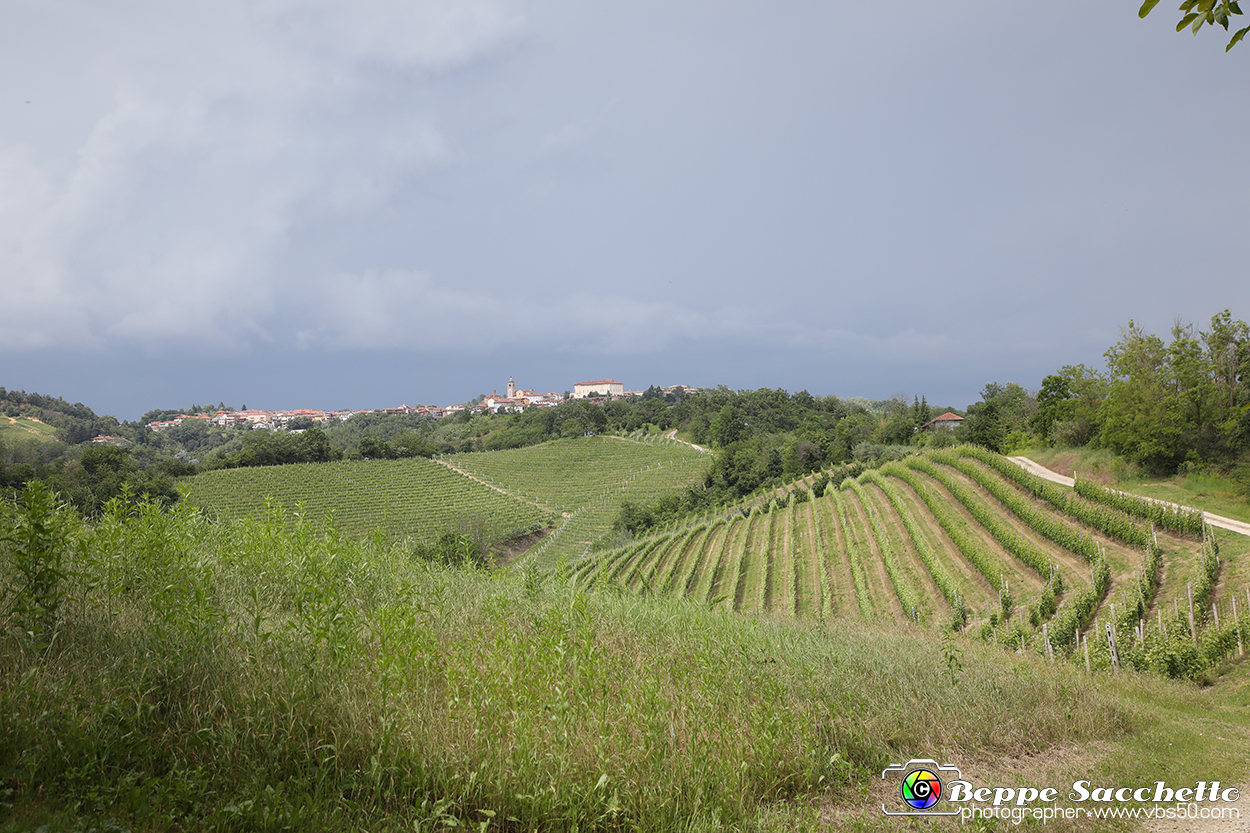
663, 428, 709, 453
1009, 457, 1250, 538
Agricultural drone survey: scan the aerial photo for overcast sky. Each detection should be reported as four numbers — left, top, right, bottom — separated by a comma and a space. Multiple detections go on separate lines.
2, 0, 1246, 420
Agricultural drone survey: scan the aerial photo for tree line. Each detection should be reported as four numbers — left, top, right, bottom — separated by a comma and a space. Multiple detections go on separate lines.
967, 310, 1250, 483
7, 308, 1244, 517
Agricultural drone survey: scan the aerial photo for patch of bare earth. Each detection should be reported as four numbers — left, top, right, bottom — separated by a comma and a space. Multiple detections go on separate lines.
491, 527, 553, 566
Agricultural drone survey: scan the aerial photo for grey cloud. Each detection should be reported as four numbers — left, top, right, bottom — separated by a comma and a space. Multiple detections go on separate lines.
0, 0, 526, 351
293, 269, 728, 353
2, 0, 1248, 416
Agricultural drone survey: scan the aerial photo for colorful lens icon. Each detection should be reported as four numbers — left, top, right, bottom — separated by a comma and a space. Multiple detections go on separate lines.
901, 768, 942, 810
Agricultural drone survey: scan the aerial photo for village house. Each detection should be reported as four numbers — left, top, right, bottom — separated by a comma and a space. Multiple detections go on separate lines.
148, 412, 213, 431
482, 377, 563, 412
921, 412, 965, 432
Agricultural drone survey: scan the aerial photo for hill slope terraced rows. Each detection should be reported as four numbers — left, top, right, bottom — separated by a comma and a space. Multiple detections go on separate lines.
183, 435, 711, 563
447, 435, 710, 566
575, 447, 1250, 678
182, 456, 555, 542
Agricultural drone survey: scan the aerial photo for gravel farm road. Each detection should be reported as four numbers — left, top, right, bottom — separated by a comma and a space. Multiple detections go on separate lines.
1007, 457, 1250, 539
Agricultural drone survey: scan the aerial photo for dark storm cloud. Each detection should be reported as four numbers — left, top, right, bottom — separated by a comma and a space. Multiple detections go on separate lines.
1, 0, 1245, 418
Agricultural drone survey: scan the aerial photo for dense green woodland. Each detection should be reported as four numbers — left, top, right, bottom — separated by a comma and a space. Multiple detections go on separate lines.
3, 308, 1249, 516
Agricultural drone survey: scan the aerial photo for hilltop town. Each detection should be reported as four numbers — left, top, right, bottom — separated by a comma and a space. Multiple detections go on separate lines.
144, 378, 692, 433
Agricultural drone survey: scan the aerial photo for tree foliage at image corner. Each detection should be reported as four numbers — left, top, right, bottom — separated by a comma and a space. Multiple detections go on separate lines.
1139, 0, 1249, 51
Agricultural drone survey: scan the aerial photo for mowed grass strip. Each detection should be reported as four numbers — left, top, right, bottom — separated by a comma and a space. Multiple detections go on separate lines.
833, 489, 876, 618
920, 457, 1090, 596
621, 537, 671, 590
709, 512, 751, 609
665, 523, 713, 598
863, 469, 961, 617
764, 502, 791, 614
817, 491, 857, 618
792, 501, 821, 618
685, 519, 730, 604
881, 473, 1000, 624
650, 526, 697, 597
844, 477, 921, 621
734, 508, 771, 613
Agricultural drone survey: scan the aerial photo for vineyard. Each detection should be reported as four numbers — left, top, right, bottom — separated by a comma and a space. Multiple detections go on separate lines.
180, 440, 1250, 678
574, 446, 1250, 679
181, 435, 710, 556
446, 435, 711, 565
181, 457, 554, 543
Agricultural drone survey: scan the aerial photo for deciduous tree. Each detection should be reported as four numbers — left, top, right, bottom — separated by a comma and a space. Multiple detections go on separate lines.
1139, 0, 1249, 51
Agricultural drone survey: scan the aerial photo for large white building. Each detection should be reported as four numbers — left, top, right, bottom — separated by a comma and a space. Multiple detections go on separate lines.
572, 379, 623, 399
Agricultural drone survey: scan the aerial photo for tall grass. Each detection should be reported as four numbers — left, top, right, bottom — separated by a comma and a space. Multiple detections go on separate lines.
2, 491, 1139, 831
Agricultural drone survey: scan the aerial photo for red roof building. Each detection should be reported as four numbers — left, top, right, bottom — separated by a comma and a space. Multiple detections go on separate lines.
920, 412, 965, 432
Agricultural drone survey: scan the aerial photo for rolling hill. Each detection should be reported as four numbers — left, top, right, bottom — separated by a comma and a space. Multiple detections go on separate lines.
180, 434, 711, 556
574, 445, 1250, 679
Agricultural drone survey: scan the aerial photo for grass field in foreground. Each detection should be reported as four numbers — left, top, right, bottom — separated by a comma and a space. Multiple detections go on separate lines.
3, 492, 1250, 832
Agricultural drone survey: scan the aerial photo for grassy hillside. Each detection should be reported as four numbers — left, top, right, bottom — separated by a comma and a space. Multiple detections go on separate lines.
0, 415, 59, 445
4, 491, 1250, 832
178, 435, 711, 558
181, 456, 555, 544
577, 446, 1250, 681
444, 435, 711, 564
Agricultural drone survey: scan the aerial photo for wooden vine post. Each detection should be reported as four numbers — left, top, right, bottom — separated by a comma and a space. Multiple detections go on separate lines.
1233, 594, 1244, 658
1187, 583, 1197, 647
1105, 622, 1120, 673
